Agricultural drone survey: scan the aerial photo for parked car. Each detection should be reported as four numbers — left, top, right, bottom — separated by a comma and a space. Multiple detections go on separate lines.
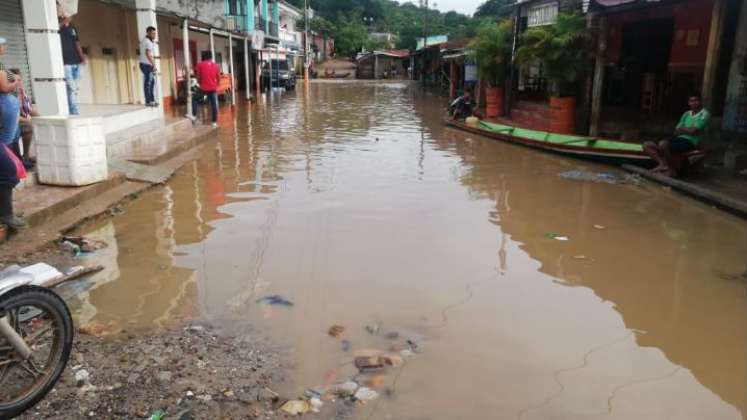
262, 59, 296, 90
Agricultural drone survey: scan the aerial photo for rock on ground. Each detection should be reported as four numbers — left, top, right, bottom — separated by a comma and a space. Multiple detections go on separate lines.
18, 323, 286, 420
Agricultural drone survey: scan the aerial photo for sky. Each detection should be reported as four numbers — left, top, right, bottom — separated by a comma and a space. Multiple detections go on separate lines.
396, 0, 484, 16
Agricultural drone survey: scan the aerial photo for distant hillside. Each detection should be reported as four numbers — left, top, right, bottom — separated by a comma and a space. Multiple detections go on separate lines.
285, 0, 481, 53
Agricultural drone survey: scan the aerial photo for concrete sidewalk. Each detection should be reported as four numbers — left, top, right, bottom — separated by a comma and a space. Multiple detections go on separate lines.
0, 118, 217, 260
623, 164, 747, 218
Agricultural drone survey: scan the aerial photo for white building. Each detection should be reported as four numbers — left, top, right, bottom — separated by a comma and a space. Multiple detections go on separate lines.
0, 0, 308, 185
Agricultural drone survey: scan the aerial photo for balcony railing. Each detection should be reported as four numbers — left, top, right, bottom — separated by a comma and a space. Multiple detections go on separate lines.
280, 30, 300, 49
225, 15, 248, 32
268, 22, 279, 38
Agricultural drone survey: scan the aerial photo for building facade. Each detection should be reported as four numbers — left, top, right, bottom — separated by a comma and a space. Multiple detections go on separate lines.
502, 0, 746, 140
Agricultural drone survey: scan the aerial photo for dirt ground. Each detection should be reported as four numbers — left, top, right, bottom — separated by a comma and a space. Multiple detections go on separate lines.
18, 323, 286, 420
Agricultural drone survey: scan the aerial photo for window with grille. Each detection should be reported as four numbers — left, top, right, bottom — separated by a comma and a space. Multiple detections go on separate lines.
527, 2, 558, 27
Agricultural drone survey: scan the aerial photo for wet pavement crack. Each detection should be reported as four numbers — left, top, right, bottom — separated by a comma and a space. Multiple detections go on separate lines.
516, 331, 634, 420
606, 367, 682, 414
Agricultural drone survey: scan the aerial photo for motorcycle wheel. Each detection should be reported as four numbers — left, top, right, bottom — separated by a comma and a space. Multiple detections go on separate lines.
0, 286, 73, 419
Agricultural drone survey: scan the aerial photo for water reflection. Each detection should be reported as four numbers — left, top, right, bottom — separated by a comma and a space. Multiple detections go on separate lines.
71, 81, 746, 419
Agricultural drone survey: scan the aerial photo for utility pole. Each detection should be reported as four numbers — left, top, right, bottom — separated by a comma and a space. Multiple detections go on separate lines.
420, 0, 429, 87
304, 0, 310, 81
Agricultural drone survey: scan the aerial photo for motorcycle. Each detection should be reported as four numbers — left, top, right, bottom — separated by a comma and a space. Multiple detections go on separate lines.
0, 263, 74, 419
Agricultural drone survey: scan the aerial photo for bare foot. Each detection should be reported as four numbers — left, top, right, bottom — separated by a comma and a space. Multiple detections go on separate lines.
652, 165, 668, 173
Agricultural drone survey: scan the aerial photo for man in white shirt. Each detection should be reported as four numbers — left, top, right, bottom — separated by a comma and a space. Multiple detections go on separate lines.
139, 26, 158, 107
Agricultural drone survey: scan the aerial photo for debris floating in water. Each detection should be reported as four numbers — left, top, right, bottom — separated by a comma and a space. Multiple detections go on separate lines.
255, 295, 294, 306
546, 233, 569, 241
560, 170, 619, 184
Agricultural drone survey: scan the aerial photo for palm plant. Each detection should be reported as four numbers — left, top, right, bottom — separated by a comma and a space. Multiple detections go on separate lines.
515, 12, 588, 97
469, 19, 513, 88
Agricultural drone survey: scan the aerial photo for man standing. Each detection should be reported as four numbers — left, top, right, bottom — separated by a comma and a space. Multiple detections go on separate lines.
139, 26, 158, 107
59, 15, 87, 115
188, 51, 220, 128
643, 93, 711, 177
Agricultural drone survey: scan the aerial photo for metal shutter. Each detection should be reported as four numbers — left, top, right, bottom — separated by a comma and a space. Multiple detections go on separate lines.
0, 0, 33, 95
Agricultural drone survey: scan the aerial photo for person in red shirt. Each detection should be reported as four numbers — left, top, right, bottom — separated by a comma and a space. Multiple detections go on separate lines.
187, 51, 220, 128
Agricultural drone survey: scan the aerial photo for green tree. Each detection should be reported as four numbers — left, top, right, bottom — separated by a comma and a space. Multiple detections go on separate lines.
515, 12, 589, 96
469, 19, 513, 87
333, 11, 369, 57
474, 0, 514, 19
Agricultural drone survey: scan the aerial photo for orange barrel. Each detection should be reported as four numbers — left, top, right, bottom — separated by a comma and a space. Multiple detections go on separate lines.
485, 87, 504, 118
550, 96, 576, 134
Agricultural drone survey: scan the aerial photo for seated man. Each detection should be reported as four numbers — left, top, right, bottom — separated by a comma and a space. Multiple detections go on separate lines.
449, 89, 479, 120
644, 93, 710, 176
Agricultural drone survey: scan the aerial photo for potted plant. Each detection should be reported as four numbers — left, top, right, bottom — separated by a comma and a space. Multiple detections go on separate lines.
469, 19, 513, 118
516, 12, 588, 133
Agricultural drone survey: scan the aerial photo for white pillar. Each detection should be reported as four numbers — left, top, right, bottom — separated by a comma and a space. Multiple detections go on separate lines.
183, 19, 192, 117
135, 0, 163, 110
22, 0, 68, 116
229, 33, 236, 106
244, 37, 250, 101
209, 29, 215, 62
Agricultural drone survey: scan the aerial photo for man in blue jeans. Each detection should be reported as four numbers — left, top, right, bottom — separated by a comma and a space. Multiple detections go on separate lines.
139, 26, 158, 107
59, 15, 87, 115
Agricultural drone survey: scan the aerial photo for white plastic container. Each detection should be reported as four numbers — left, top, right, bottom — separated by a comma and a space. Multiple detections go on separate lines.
33, 116, 108, 186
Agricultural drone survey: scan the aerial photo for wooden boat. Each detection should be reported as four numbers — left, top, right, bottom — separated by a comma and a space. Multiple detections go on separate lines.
445, 118, 656, 167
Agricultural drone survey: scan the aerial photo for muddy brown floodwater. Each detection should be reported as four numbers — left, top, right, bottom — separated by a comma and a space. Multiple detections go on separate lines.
67, 81, 746, 419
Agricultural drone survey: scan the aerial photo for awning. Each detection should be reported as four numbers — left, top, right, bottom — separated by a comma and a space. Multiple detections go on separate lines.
593, 0, 662, 7
442, 52, 467, 60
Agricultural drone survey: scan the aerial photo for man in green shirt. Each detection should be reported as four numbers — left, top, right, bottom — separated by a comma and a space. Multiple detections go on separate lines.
643, 93, 710, 176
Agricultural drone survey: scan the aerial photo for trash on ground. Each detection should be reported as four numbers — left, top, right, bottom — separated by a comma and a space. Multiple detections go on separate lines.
365, 323, 381, 335
280, 399, 310, 415
572, 255, 595, 262
331, 381, 358, 396
328, 325, 345, 338
363, 374, 386, 389
353, 349, 383, 358
560, 170, 619, 184
304, 388, 324, 399
78, 321, 115, 337
309, 397, 323, 413
399, 349, 414, 357
546, 233, 569, 241
148, 411, 164, 420
62, 236, 108, 253
354, 387, 379, 402
341, 339, 351, 352
255, 295, 294, 306
74, 369, 91, 387
384, 331, 399, 340
593, 224, 606, 230
381, 354, 403, 367
355, 356, 385, 372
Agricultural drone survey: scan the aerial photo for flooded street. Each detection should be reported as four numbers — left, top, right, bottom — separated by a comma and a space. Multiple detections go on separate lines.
69, 81, 746, 419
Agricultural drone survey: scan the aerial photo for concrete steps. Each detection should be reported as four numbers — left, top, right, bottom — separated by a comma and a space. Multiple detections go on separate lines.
5, 116, 217, 248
